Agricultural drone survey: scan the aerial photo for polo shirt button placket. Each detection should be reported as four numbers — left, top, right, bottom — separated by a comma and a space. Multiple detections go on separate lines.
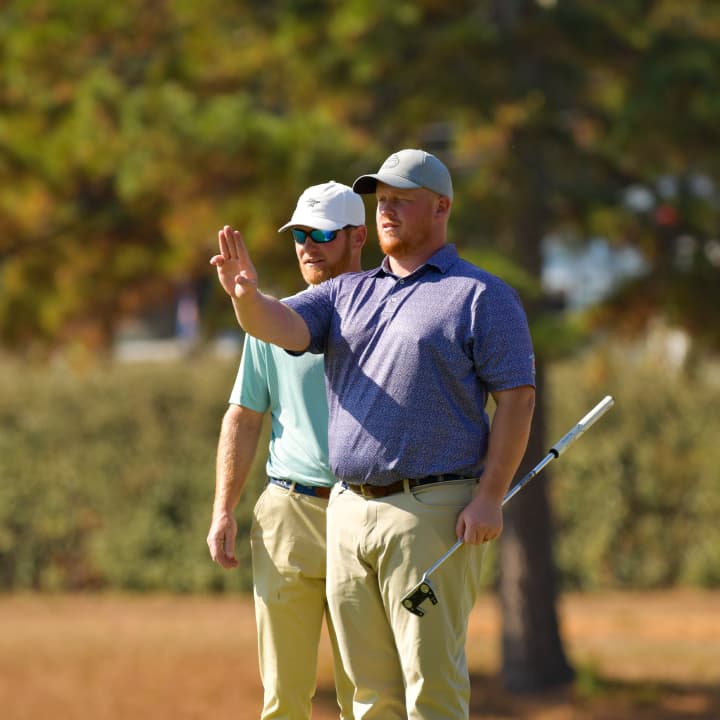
383, 281, 404, 315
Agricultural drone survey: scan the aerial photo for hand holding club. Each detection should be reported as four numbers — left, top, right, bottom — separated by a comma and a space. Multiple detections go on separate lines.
455, 496, 503, 545
401, 395, 616, 616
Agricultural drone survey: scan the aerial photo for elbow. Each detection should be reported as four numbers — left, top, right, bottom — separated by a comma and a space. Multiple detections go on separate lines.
285, 312, 311, 352
285, 331, 311, 353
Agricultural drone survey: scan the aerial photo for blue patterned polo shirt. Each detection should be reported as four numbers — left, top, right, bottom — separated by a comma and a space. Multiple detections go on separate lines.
284, 244, 535, 486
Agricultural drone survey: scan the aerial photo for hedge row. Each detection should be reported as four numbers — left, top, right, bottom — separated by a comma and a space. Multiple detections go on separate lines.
0, 347, 718, 592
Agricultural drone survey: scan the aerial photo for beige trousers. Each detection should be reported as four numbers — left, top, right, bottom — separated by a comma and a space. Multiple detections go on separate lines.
251, 482, 354, 720
326, 479, 483, 720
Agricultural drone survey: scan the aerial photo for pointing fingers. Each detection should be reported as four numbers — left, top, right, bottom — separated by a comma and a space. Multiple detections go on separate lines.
211, 225, 259, 298
218, 225, 237, 259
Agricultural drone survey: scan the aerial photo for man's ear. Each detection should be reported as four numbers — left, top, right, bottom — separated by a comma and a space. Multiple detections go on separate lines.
435, 196, 451, 219
352, 225, 368, 249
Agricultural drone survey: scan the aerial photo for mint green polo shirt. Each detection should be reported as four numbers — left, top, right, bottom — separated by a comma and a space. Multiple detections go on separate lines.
229, 333, 335, 487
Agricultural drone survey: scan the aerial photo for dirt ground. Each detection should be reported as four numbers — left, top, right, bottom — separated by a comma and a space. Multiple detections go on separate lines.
1, 590, 718, 719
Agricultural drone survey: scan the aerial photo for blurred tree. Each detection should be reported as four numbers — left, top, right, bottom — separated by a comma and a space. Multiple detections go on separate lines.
0, 0, 370, 352
583, 1, 720, 360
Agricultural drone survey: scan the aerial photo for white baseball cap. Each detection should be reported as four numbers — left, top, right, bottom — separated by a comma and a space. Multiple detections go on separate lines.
352, 148, 453, 200
278, 181, 365, 233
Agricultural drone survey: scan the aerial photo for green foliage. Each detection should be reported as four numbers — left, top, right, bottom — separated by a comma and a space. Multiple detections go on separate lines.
2, 0, 720, 353
1, 349, 719, 593
1, 0, 720, 598
0, 0, 371, 350
0, 354, 265, 592
549, 348, 720, 590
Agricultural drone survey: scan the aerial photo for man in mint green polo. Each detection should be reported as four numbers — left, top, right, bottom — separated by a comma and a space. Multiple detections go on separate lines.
207, 181, 367, 719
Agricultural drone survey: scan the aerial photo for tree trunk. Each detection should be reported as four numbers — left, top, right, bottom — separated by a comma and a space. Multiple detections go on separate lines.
496, 89, 575, 687
499, 361, 575, 692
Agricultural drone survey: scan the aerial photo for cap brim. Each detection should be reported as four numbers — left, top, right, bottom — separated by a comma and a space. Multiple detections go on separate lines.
352, 173, 422, 195
277, 215, 343, 233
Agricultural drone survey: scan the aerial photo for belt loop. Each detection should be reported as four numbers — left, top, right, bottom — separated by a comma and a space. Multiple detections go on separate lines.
402, 478, 411, 494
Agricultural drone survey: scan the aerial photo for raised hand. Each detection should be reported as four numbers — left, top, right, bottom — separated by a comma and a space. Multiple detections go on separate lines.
210, 224, 310, 349
210, 225, 259, 301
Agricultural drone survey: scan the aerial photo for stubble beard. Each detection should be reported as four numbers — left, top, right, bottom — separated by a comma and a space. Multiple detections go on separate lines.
300, 264, 330, 285
299, 237, 354, 286
378, 226, 428, 258
378, 233, 403, 256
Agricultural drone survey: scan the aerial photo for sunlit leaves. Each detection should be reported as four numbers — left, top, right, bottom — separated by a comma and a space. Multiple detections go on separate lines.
1, 0, 720, 352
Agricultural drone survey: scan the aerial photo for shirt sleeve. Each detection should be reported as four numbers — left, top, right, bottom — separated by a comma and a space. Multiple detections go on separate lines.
228, 334, 271, 411
471, 277, 536, 391
282, 282, 336, 354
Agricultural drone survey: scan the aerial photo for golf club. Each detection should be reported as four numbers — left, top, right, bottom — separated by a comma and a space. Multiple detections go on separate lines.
400, 395, 615, 616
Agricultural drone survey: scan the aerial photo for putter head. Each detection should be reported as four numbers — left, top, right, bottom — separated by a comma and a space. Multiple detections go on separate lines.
401, 579, 438, 617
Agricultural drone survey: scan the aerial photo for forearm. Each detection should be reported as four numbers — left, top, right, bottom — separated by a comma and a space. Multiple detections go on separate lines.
477, 385, 536, 502
213, 405, 264, 517
231, 291, 310, 352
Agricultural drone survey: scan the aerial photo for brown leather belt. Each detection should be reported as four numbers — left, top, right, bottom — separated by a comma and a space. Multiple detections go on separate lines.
342, 474, 470, 499
269, 477, 332, 499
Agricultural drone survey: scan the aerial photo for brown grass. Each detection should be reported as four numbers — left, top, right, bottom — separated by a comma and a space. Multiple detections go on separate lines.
1, 591, 718, 719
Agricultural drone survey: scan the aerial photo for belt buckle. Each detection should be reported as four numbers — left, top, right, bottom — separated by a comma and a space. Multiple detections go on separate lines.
360, 484, 372, 498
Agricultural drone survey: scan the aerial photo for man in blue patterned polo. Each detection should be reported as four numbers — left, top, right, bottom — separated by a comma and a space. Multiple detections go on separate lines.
211, 149, 536, 720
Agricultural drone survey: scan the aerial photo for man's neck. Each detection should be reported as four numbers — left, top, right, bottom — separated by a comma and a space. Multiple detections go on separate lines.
386, 243, 445, 278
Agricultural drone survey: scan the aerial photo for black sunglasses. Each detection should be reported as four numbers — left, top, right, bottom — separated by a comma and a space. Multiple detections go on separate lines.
290, 226, 351, 245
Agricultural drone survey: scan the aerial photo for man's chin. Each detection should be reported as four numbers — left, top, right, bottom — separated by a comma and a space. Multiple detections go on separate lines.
379, 236, 404, 255
301, 268, 330, 285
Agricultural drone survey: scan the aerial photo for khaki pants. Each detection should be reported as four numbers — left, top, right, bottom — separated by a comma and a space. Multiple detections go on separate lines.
251, 482, 354, 720
326, 479, 483, 720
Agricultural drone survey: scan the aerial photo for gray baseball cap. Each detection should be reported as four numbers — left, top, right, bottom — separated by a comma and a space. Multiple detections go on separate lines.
352, 148, 453, 200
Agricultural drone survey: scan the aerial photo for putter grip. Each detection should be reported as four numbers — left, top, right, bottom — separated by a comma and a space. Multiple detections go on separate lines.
550, 395, 614, 457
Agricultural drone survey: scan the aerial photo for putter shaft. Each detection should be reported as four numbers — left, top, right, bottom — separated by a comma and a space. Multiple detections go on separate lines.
400, 395, 615, 616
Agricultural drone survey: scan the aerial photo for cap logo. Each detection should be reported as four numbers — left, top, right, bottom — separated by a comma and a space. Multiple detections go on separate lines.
383, 154, 400, 169
305, 198, 320, 207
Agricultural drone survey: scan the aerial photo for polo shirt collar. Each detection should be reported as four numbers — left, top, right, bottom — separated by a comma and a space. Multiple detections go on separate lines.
373, 244, 459, 278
